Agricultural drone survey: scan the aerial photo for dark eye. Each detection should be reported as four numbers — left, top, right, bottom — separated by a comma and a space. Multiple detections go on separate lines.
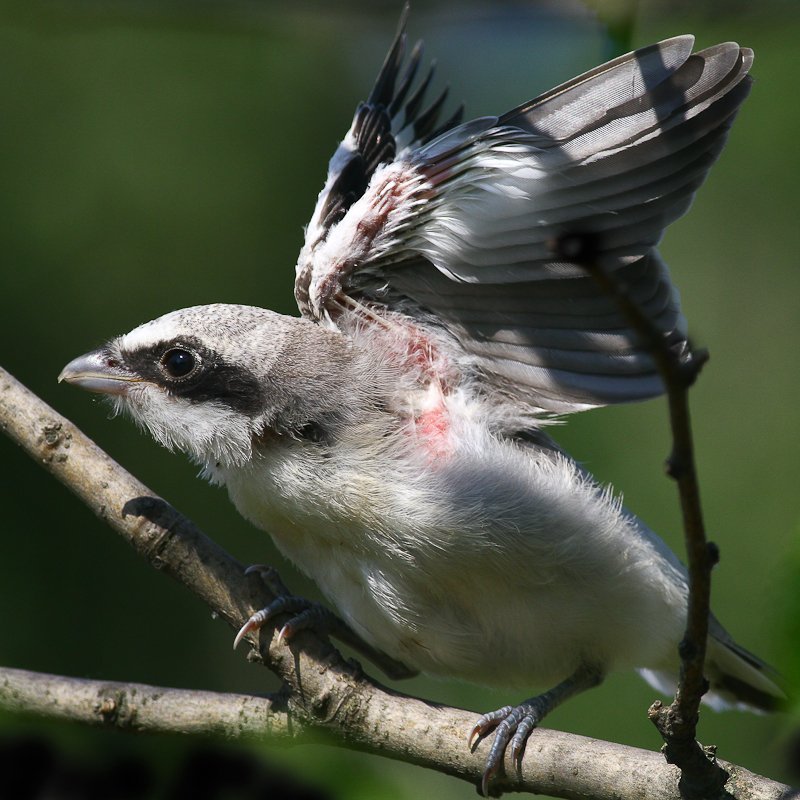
160, 348, 197, 379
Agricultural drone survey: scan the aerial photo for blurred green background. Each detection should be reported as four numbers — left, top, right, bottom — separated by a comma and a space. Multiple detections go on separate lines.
1, 0, 799, 797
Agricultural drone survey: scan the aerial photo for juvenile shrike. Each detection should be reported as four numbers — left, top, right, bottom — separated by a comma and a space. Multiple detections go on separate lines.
60, 10, 780, 793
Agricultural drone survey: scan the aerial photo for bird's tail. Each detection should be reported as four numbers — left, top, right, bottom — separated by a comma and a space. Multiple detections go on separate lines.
703, 621, 785, 712
639, 618, 784, 712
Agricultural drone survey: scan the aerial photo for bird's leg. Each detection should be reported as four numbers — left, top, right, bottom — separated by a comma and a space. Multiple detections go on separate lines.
234, 565, 418, 681
470, 663, 604, 796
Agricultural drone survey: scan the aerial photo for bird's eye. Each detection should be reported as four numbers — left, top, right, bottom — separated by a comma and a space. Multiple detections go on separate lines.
160, 348, 197, 380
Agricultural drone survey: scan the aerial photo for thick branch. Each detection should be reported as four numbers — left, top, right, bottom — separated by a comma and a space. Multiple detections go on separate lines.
0, 665, 291, 739
1, 367, 793, 799
1, 665, 794, 800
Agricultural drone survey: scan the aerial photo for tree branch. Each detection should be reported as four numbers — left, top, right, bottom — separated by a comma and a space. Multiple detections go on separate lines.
1, 663, 794, 800
0, 366, 794, 798
0, 666, 291, 739
558, 234, 726, 795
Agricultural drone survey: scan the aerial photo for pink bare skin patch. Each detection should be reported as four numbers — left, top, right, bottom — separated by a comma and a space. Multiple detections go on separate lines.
341, 300, 458, 460
396, 323, 454, 460
413, 403, 452, 460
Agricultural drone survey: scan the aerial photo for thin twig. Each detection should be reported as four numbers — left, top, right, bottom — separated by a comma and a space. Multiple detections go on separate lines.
559, 235, 724, 795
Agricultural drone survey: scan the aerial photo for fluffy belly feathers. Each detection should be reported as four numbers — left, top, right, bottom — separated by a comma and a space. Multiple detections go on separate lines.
223, 426, 687, 688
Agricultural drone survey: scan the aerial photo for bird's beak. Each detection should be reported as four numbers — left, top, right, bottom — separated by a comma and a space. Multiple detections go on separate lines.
59, 349, 139, 397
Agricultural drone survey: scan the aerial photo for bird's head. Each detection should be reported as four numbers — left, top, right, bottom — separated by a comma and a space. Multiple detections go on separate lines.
60, 304, 356, 471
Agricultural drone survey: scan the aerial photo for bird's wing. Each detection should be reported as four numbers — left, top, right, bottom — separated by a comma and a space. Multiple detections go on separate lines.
294, 14, 753, 414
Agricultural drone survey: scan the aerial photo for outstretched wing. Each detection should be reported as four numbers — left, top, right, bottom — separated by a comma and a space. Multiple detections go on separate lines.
294, 15, 753, 414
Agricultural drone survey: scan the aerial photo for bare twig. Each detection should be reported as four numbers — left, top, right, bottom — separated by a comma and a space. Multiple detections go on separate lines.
559, 234, 724, 795
1, 366, 793, 798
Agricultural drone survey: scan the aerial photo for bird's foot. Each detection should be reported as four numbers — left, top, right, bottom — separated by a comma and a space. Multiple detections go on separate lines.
469, 665, 603, 796
234, 565, 334, 650
234, 565, 416, 681
469, 700, 546, 796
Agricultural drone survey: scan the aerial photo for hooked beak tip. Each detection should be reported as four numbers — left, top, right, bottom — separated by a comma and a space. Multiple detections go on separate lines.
59, 350, 138, 397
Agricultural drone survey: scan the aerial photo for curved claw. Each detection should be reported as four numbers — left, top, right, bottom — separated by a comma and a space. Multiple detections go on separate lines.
468, 723, 482, 751
243, 563, 276, 582
481, 761, 501, 798
233, 608, 270, 650
233, 597, 308, 649
276, 606, 322, 644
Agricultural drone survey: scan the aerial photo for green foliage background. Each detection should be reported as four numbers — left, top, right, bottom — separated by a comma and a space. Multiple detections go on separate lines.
1, 1, 798, 797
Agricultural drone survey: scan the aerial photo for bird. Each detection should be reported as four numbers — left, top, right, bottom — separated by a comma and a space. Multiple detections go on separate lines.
59, 8, 780, 794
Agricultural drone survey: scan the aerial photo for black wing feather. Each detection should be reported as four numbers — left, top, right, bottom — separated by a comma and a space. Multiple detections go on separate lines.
313, 10, 463, 237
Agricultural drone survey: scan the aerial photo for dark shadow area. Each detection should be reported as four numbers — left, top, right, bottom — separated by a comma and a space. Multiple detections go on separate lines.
0, 735, 331, 800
